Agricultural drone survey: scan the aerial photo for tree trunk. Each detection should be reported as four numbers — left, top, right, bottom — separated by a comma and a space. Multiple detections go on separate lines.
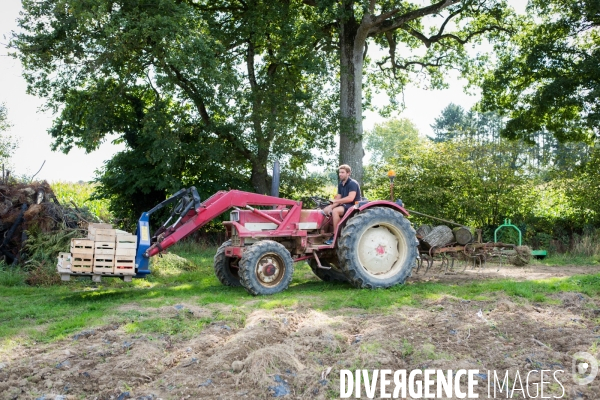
452, 226, 473, 245
422, 225, 455, 249
416, 225, 433, 238
250, 162, 269, 195
339, 7, 365, 184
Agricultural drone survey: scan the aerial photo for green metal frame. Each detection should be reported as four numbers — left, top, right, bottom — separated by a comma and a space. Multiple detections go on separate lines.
494, 219, 522, 246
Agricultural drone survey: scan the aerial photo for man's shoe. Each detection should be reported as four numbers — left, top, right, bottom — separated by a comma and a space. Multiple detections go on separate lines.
324, 238, 334, 245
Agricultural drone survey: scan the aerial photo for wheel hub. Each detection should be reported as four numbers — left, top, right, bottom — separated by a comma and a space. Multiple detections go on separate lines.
263, 263, 276, 276
358, 225, 401, 275
257, 256, 282, 285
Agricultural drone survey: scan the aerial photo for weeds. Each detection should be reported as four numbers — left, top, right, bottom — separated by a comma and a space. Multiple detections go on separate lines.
572, 232, 600, 257
0, 263, 26, 286
21, 227, 80, 286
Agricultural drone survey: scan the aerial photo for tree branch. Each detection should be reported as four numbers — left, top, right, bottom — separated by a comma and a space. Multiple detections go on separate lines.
167, 64, 211, 125
369, 0, 376, 14
369, 0, 461, 36
403, 25, 510, 47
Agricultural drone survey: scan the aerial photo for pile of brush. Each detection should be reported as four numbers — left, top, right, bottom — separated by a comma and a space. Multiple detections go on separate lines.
0, 180, 95, 265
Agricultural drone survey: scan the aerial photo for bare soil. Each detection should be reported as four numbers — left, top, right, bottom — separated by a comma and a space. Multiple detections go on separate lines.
1, 264, 599, 400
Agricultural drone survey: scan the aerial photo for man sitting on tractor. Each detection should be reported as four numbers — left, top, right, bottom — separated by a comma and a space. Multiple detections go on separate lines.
322, 164, 361, 245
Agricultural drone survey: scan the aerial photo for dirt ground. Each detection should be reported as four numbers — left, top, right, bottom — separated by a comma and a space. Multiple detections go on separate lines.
2, 264, 600, 400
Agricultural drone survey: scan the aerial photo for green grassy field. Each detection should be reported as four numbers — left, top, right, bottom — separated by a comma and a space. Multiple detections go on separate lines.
1, 241, 599, 357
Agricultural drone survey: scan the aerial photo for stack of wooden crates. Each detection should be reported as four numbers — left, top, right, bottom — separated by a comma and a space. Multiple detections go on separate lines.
68, 223, 137, 276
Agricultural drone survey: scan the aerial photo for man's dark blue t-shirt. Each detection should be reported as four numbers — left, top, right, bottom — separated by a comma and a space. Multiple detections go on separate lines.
338, 178, 361, 211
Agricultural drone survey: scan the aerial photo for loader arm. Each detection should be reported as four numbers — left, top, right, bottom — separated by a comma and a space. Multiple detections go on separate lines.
135, 190, 302, 276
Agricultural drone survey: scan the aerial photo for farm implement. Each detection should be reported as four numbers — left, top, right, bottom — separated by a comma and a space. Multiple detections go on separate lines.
413, 219, 533, 275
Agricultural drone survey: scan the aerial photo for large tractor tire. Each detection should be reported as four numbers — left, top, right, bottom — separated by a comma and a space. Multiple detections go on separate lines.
213, 240, 241, 287
308, 258, 349, 283
238, 240, 294, 296
337, 207, 418, 289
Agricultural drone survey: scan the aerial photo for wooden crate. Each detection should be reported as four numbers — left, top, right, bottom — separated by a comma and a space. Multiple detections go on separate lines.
95, 228, 116, 243
71, 239, 94, 255
56, 252, 72, 273
88, 223, 113, 240
115, 247, 136, 257
72, 253, 93, 273
116, 234, 137, 249
93, 257, 115, 274
114, 256, 135, 275
94, 241, 115, 256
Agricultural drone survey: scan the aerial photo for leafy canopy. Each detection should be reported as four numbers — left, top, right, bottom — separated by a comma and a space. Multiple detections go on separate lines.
480, 0, 600, 143
12, 0, 338, 225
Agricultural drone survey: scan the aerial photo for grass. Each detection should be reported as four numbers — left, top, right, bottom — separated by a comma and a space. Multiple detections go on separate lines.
1, 241, 599, 353
0, 265, 26, 287
541, 254, 600, 266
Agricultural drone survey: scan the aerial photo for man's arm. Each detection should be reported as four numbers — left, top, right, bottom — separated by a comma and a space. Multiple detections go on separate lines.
334, 191, 356, 206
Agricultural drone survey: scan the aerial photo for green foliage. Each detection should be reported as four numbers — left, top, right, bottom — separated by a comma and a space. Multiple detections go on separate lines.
0, 103, 18, 166
365, 118, 421, 164
365, 138, 536, 229
13, 0, 338, 225
22, 228, 80, 270
21, 227, 81, 286
51, 181, 112, 222
430, 104, 504, 143
0, 263, 26, 287
480, 0, 600, 143
365, 103, 599, 249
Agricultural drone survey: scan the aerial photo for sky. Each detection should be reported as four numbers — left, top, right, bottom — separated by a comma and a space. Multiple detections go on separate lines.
0, 1, 526, 183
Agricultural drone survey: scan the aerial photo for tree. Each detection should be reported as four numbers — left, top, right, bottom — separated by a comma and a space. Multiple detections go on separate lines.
0, 103, 17, 165
429, 103, 472, 142
302, 0, 515, 183
480, 0, 600, 143
365, 138, 536, 229
365, 117, 421, 164
12, 0, 337, 205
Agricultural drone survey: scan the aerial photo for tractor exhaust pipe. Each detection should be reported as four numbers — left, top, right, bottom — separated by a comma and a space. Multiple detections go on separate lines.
271, 160, 280, 197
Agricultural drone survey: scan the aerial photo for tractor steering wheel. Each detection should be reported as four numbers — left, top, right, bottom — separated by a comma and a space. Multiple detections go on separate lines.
310, 196, 332, 209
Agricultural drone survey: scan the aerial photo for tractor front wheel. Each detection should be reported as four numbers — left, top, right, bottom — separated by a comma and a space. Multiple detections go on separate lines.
213, 240, 241, 287
337, 207, 418, 289
239, 240, 294, 295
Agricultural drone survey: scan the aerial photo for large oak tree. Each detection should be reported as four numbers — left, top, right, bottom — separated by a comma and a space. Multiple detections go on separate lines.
12, 0, 337, 216
304, 0, 515, 182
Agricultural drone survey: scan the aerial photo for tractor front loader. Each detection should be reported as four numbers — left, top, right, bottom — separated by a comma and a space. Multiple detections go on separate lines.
62, 187, 419, 296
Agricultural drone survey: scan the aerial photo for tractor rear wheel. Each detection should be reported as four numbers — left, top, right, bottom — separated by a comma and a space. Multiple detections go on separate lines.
308, 258, 348, 283
213, 240, 241, 287
337, 207, 417, 289
238, 240, 294, 295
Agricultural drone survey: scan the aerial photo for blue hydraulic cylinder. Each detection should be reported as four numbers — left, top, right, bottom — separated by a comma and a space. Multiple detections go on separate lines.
135, 212, 152, 278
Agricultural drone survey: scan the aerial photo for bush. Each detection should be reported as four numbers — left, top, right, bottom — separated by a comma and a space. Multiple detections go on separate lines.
24, 260, 61, 286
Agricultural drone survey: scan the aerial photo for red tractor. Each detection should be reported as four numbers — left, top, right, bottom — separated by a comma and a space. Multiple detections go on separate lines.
135, 187, 418, 295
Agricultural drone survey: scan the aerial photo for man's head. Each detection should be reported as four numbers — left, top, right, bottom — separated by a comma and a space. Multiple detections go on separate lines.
338, 164, 351, 182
